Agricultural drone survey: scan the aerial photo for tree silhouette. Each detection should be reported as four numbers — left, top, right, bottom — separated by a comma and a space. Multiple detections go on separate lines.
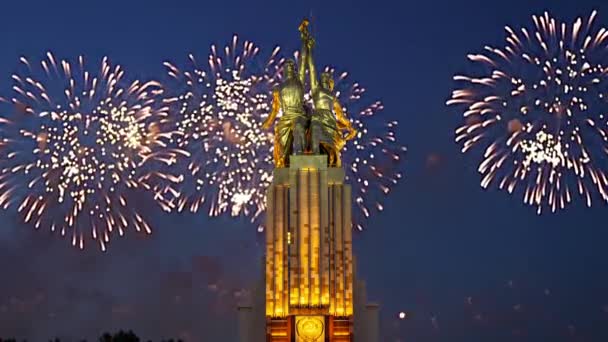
1, 331, 183, 342
99, 330, 139, 342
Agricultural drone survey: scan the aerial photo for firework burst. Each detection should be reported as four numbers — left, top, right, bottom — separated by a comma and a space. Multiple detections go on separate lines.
162, 35, 282, 226
163, 35, 406, 230
0, 53, 182, 251
448, 11, 608, 213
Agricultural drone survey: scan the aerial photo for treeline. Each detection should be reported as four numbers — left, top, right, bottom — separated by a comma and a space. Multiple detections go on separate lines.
0, 330, 184, 342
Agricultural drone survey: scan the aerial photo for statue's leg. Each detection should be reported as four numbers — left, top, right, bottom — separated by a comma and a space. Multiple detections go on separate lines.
310, 120, 321, 154
326, 145, 337, 167
273, 128, 284, 167
292, 117, 307, 155
328, 148, 335, 166
334, 150, 342, 167
305, 126, 312, 153
331, 135, 344, 167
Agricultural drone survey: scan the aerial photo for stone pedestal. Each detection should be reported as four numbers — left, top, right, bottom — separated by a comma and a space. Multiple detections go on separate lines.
238, 155, 379, 342
266, 155, 353, 341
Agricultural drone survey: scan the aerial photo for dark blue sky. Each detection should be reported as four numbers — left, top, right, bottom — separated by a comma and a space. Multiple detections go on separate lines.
1, 0, 608, 341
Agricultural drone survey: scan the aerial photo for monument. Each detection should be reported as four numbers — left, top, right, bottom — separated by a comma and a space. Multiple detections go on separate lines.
238, 20, 379, 342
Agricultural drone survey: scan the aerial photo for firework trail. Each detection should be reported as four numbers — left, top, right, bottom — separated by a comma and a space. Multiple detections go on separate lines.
163, 35, 406, 230
0, 53, 183, 251
448, 11, 608, 213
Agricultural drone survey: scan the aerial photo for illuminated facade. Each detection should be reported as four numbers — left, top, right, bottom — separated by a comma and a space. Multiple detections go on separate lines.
265, 155, 353, 341
236, 155, 377, 342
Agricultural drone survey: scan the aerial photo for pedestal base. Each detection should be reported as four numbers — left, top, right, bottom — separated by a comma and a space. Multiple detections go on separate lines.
239, 155, 378, 342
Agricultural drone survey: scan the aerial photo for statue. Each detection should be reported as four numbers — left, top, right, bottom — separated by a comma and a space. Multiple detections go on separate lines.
303, 21, 357, 167
263, 19, 357, 168
261, 21, 310, 168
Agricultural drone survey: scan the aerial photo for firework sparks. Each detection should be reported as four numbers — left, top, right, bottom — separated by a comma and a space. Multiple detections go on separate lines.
163, 35, 406, 230
0, 53, 183, 251
447, 11, 608, 213
162, 35, 282, 226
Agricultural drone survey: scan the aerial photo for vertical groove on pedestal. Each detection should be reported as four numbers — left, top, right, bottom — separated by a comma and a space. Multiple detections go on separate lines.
320, 170, 330, 306
307, 170, 312, 306
310, 170, 320, 306
275, 185, 284, 316
334, 185, 344, 316
266, 187, 274, 317
298, 170, 309, 306
343, 185, 353, 316
326, 185, 336, 312
282, 187, 289, 316
289, 169, 299, 307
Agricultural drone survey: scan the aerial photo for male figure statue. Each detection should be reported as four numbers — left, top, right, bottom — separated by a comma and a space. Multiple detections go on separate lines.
262, 21, 310, 168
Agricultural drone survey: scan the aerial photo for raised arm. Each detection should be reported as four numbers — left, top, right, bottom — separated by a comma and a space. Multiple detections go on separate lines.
298, 38, 308, 85
307, 38, 319, 93
262, 89, 280, 130
298, 19, 310, 85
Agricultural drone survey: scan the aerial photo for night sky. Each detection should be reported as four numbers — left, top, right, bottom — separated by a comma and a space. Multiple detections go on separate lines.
1, 0, 608, 341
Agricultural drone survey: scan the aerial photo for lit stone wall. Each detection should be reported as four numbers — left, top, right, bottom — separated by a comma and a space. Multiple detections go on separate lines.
265, 155, 354, 318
